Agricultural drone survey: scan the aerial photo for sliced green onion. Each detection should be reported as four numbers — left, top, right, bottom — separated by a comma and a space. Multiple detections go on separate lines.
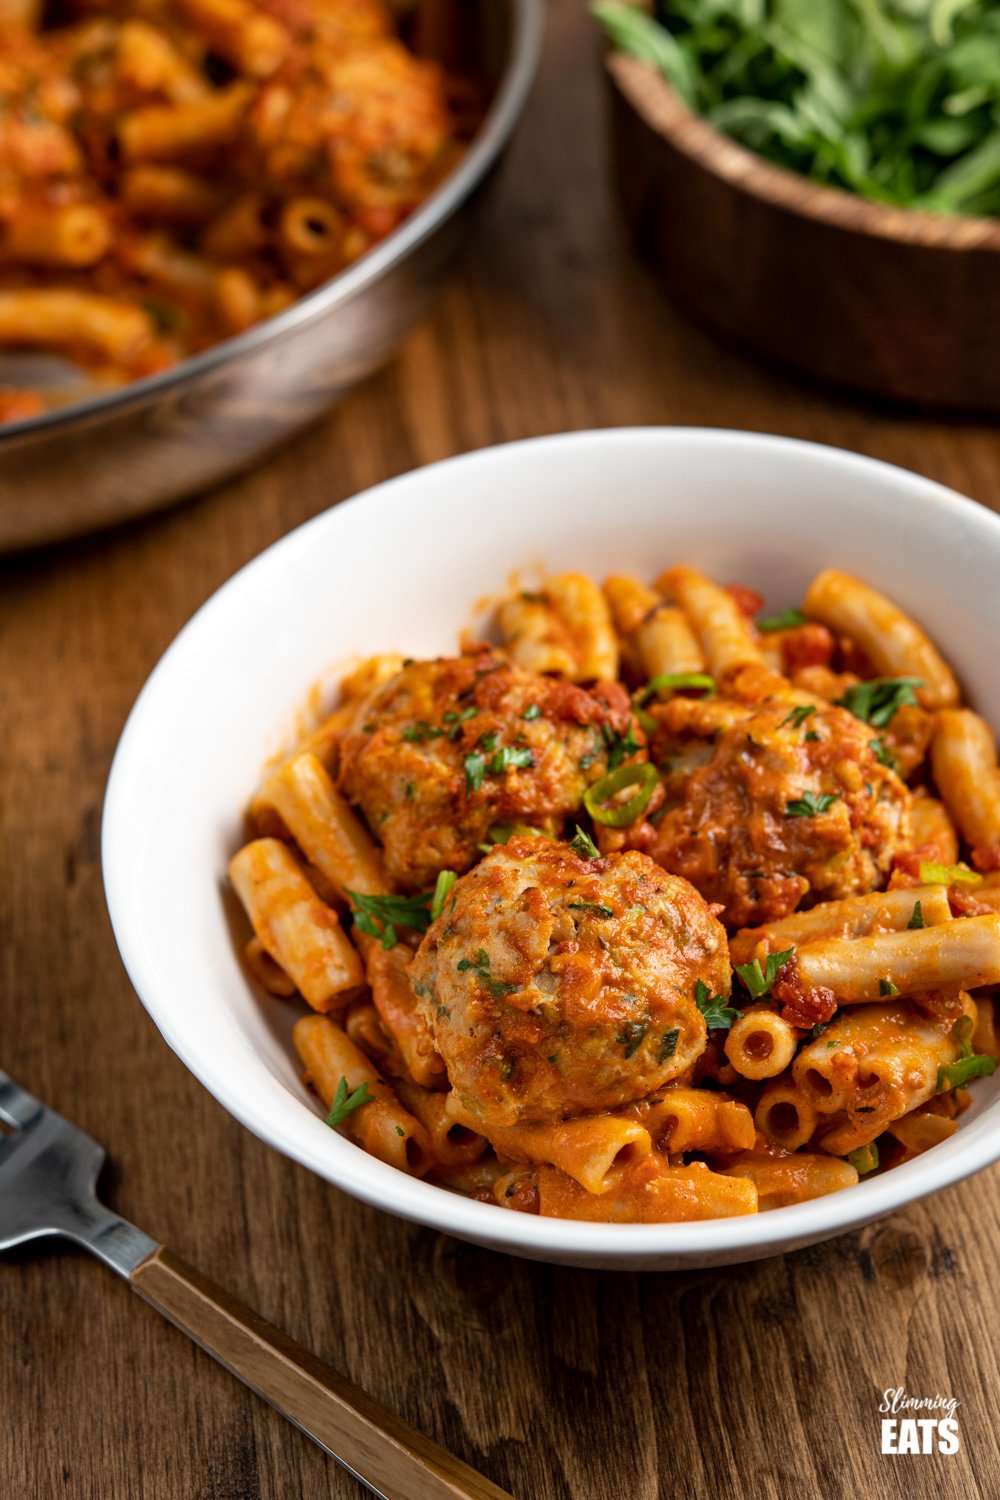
918, 860, 982, 887
430, 870, 457, 921
634, 672, 716, 707
486, 821, 549, 845
846, 1142, 879, 1175
583, 762, 658, 828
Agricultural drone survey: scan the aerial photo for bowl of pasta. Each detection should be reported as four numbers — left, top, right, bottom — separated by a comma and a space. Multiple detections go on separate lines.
103, 428, 1000, 1269
0, 0, 540, 551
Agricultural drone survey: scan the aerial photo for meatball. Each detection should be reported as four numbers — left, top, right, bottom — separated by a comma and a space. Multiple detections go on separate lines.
337, 651, 636, 888
409, 837, 729, 1130
648, 666, 912, 928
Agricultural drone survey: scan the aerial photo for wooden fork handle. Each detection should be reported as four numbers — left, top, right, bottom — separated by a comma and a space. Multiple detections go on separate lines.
131, 1246, 511, 1500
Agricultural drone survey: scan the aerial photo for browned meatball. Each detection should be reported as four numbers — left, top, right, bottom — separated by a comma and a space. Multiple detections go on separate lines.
337, 651, 636, 888
409, 837, 729, 1130
648, 665, 912, 927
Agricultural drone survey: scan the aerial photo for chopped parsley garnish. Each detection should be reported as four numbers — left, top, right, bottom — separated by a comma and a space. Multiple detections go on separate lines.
603, 721, 644, 770
568, 901, 615, 919
402, 721, 443, 743
908, 901, 925, 930
918, 860, 982, 887
616, 1020, 648, 1058
634, 671, 716, 705
464, 751, 487, 792
734, 947, 794, 1000
781, 704, 816, 730
847, 1142, 879, 1175
430, 870, 457, 921
395, 1125, 405, 1137
325, 1078, 373, 1130
489, 745, 534, 774
879, 978, 899, 997
836, 677, 923, 728
457, 948, 519, 998
522, 703, 541, 720
694, 978, 742, 1031
656, 1027, 680, 1064
869, 737, 898, 771
758, 607, 807, 633
443, 706, 477, 740
785, 791, 840, 818
804, 731, 820, 742
347, 889, 437, 949
809, 1022, 828, 1041
479, 730, 500, 754
937, 1015, 997, 1094
570, 825, 599, 859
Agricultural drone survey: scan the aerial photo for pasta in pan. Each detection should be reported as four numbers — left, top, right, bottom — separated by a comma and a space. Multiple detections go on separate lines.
0, 0, 464, 416
229, 563, 1000, 1223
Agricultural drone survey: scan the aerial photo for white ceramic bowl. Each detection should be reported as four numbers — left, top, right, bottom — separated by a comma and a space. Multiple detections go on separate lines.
103, 429, 1000, 1270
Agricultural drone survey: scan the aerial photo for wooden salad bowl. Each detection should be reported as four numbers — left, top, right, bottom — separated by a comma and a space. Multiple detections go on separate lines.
605, 51, 1000, 412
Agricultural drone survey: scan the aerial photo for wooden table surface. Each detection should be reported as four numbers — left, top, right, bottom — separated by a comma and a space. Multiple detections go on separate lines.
3, 4, 1000, 1497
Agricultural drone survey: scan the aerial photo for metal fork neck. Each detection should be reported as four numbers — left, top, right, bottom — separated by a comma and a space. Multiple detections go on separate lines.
61, 1202, 158, 1278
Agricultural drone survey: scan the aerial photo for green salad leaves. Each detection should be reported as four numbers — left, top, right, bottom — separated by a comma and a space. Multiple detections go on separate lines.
594, 0, 1000, 217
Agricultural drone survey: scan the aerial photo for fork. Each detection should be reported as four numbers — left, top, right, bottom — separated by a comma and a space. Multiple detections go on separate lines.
0, 1069, 511, 1500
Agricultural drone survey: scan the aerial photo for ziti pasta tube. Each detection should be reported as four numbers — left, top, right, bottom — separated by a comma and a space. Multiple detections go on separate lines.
293, 1014, 431, 1176
229, 838, 364, 1011
802, 569, 959, 709
253, 751, 389, 898
790, 915, 1000, 1003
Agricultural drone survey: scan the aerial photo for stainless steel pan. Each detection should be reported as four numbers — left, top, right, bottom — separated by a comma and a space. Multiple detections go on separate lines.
0, 0, 541, 550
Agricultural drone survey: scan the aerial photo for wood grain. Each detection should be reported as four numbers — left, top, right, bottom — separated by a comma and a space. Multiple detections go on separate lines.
131, 1247, 512, 1500
1, 3, 1000, 1497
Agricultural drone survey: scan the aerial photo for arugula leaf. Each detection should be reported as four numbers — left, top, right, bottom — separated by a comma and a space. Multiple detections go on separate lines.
836, 677, 923, 728
735, 947, 794, 1000
694, 977, 743, 1031
759, 607, 808, 632
325, 1078, 373, 1130
785, 791, 841, 817
594, 2, 1000, 220
592, 0, 699, 106
569, 824, 600, 859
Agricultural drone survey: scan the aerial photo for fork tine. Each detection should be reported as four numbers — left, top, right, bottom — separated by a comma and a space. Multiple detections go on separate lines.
0, 1070, 45, 1131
